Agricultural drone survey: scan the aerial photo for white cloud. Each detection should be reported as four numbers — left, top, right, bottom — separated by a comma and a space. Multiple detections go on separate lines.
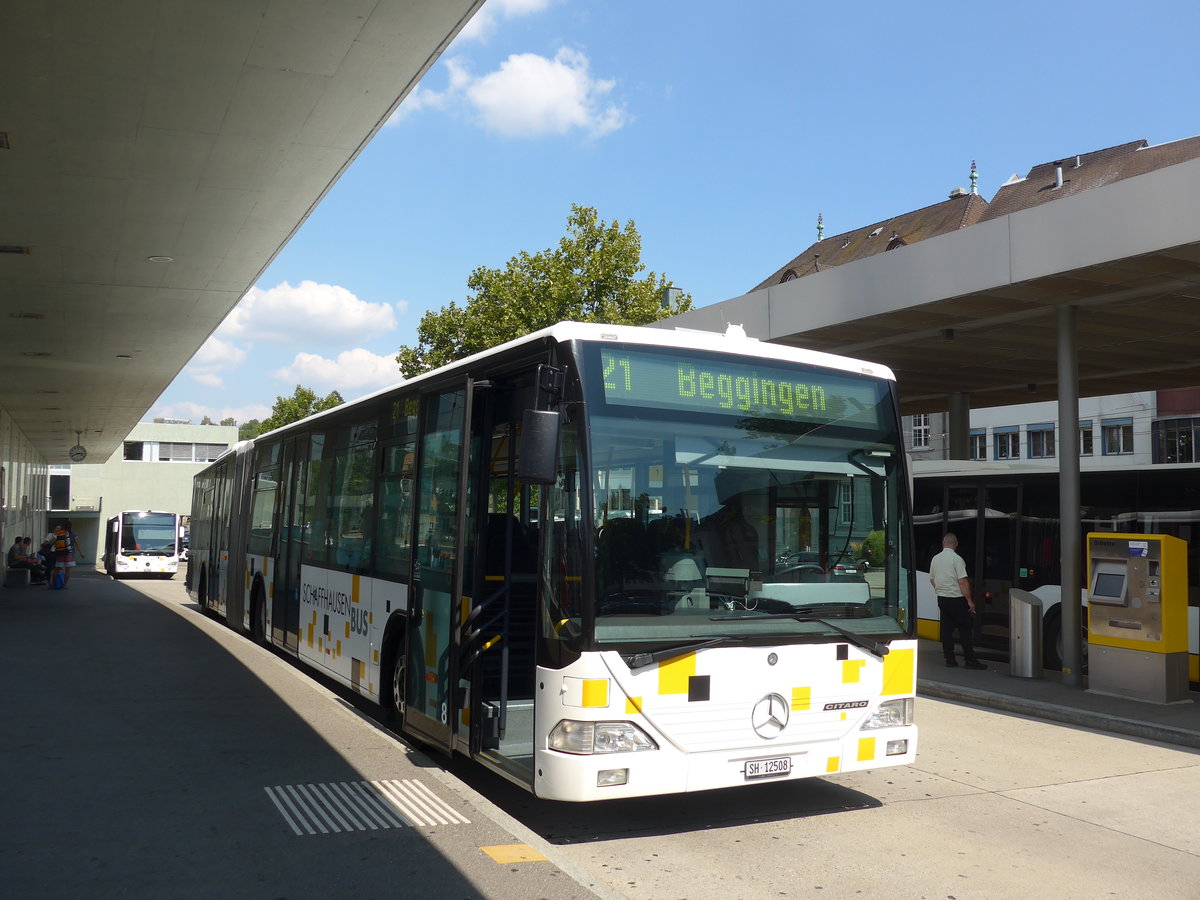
272, 348, 403, 400
218, 280, 396, 346
389, 47, 626, 139
151, 399, 271, 427
469, 47, 626, 138
192, 372, 225, 389
458, 0, 556, 43
184, 336, 248, 389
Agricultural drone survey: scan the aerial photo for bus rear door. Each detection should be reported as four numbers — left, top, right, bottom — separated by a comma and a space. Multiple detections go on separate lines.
404, 383, 476, 752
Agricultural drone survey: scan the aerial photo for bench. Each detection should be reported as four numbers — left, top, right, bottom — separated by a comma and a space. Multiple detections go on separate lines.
5, 567, 31, 588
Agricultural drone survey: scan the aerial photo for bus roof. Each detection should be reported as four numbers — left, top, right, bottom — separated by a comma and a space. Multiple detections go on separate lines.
242, 321, 900, 447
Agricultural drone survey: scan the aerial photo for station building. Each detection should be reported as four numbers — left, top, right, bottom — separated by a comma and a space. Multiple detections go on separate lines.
50, 420, 237, 563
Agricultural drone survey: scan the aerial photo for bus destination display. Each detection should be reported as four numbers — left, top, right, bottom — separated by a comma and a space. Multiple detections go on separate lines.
599, 347, 883, 426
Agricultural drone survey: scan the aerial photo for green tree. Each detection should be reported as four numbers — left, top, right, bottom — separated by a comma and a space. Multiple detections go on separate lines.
238, 419, 263, 441
396, 204, 692, 377
219, 416, 237, 427
258, 386, 344, 434
200, 415, 215, 425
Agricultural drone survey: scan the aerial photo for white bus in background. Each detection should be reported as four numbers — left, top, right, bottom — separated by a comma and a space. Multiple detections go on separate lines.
912, 459, 1200, 680
187, 321, 919, 802
104, 510, 184, 578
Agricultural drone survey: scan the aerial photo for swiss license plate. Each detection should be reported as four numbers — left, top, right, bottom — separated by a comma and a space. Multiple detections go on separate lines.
745, 755, 792, 779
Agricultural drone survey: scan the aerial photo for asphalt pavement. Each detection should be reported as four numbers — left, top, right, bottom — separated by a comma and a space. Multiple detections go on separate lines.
3, 566, 1197, 899
917, 637, 1200, 749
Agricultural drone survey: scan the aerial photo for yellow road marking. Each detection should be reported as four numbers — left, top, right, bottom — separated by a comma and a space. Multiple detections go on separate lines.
481, 844, 548, 864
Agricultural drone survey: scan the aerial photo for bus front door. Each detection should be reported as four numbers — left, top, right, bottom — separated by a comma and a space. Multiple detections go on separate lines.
404, 385, 475, 752
948, 483, 1021, 653
272, 436, 306, 651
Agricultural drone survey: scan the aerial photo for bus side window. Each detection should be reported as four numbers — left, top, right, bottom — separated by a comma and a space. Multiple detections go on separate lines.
376, 440, 416, 581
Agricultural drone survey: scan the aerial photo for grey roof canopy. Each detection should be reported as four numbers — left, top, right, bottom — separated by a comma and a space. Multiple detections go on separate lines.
1, 0, 483, 463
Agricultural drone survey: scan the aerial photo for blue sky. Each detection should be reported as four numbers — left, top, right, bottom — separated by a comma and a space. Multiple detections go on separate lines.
150, 0, 1200, 425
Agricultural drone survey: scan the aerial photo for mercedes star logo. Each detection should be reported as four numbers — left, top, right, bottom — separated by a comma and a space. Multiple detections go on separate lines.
751, 692, 790, 739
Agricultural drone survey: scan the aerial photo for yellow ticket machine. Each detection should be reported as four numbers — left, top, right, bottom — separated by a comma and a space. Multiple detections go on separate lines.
1086, 533, 1189, 704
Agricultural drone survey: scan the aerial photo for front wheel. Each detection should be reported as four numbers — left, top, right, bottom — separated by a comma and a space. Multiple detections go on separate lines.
385, 641, 406, 722
251, 584, 267, 646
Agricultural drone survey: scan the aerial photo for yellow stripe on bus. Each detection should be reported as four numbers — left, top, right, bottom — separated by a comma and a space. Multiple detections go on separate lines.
659, 653, 695, 695
882, 647, 916, 696
857, 737, 876, 762
842, 659, 865, 684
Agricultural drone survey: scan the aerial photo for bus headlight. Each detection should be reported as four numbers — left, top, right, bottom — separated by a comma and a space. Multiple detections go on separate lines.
860, 698, 914, 730
548, 720, 658, 755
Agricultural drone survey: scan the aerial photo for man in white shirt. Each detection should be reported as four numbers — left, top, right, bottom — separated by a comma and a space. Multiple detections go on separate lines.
929, 533, 986, 670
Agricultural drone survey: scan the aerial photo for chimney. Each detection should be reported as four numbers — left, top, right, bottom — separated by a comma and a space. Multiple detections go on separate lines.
1054, 162, 1064, 189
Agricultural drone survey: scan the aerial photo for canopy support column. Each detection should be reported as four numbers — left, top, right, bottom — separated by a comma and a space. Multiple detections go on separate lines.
1057, 305, 1082, 686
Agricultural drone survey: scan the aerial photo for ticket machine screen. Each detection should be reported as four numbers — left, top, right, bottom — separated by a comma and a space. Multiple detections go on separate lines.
1090, 571, 1126, 604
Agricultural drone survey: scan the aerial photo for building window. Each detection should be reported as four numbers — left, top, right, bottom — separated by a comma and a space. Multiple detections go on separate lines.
1028, 424, 1055, 459
1079, 420, 1093, 456
1152, 417, 1198, 464
159, 442, 194, 461
195, 443, 228, 462
994, 427, 1020, 460
123, 441, 145, 461
970, 429, 986, 460
911, 414, 930, 450
1101, 418, 1134, 456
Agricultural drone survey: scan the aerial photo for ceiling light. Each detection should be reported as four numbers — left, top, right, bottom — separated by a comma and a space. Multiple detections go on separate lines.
146, 255, 174, 262
116, 354, 133, 359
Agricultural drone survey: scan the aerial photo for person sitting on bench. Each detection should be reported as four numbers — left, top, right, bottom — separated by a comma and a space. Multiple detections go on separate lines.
7, 536, 46, 584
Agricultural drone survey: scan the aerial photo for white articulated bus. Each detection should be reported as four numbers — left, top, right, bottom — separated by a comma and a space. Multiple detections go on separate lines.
103, 510, 184, 578
912, 459, 1200, 681
187, 322, 918, 802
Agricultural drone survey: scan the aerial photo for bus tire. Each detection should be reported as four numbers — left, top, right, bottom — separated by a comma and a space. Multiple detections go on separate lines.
251, 582, 267, 646
1042, 606, 1088, 673
1042, 606, 1063, 670
197, 569, 208, 615
383, 627, 407, 722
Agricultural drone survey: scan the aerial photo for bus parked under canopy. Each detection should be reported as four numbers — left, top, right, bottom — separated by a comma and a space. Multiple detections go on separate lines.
187, 322, 918, 801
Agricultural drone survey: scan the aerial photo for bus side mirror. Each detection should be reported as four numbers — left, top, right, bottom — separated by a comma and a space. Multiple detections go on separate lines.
519, 409, 561, 485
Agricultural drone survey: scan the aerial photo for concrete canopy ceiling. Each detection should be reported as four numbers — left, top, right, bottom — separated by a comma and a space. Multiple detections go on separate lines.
666, 156, 1200, 416
1, 0, 482, 463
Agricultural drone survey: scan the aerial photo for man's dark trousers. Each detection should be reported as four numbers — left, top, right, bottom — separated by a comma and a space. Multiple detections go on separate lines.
938, 595, 981, 664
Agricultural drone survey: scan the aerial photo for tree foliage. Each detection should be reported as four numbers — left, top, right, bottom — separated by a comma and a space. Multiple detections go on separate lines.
396, 204, 692, 378
219, 416, 237, 427
255, 385, 344, 435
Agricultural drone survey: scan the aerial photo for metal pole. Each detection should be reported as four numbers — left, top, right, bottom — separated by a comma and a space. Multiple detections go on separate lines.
1057, 306, 1081, 686
947, 392, 971, 459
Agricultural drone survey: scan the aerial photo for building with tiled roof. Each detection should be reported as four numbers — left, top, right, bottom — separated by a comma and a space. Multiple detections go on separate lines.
749, 135, 1200, 463
755, 136, 1200, 293
752, 189, 988, 291
981, 136, 1200, 221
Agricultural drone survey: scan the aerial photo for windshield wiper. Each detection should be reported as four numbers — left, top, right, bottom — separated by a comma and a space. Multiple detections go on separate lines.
623, 635, 749, 671
712, 612, 890, 659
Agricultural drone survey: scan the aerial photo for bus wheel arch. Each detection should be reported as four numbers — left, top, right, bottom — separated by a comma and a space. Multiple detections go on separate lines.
1042, 603, 1089, 673
1043, 604, 1063, 670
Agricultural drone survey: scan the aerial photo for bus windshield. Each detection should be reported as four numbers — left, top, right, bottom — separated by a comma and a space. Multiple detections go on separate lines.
120, 512, 178, 556
581, 343, 911, 649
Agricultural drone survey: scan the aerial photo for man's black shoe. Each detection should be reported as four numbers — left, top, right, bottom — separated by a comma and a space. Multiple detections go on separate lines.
964, 661, 987, 670
944, 660, 958, 667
